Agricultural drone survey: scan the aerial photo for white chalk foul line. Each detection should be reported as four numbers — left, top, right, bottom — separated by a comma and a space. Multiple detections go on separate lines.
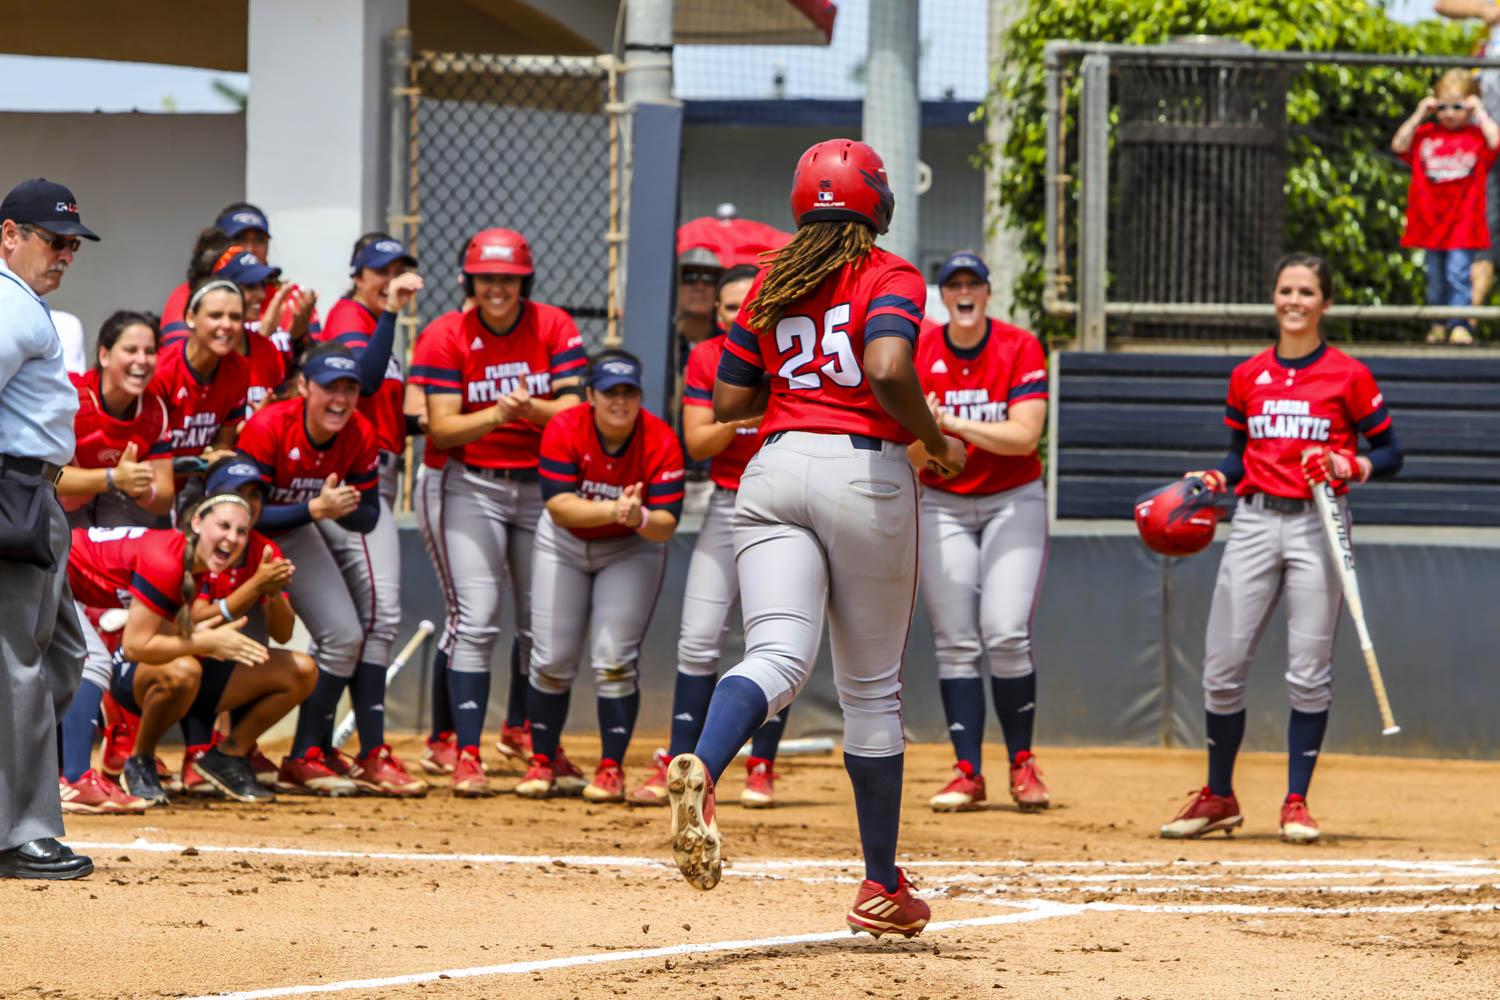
965, 896, 1500, 918
182, 905, 1076, 1000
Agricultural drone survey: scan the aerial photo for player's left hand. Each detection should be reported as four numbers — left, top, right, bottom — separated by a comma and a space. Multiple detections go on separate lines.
1302, 446, 1361, 485
614, 482, 645, 528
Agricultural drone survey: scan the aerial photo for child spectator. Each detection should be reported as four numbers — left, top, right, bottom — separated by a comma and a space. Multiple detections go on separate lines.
1392, 69, 1500, 345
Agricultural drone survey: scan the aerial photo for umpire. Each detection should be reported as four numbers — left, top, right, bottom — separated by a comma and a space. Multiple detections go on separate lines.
0, 179, 97, 879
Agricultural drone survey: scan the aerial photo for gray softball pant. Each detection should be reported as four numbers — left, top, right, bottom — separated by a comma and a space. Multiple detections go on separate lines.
1201, 493, 1348, 715
918, 479, 1047, 681
438, 464, 544, 676
528, 510, 668, 699
676, 485, 740, 677
412, 464, 457, 657
725, 431, 919, 759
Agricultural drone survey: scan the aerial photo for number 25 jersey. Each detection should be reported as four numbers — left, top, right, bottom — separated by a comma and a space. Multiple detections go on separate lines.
721, 246, 926, 443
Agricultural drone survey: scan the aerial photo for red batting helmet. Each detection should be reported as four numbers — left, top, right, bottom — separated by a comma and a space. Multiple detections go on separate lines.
463, 228, 534, 276
790, 139, 894, 234
1133, 478, 1232, 557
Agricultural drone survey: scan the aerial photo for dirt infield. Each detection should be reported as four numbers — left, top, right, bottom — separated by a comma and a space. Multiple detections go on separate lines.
6, 740, 1498, 999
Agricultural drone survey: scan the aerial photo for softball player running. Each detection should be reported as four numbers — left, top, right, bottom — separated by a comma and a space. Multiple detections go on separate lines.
667, 139, 966, 940
912, 253, 1051, 813
629, 264, 793, 809
517, 350, 684, 802
411, 227, 587, 796
1160, 254, 1403, 844
68, 496, 311, 806
237, 339, 423, 797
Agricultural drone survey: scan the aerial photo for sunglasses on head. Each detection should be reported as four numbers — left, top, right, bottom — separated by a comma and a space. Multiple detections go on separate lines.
24, 226, 81, 253
1436, 102, 1469, 112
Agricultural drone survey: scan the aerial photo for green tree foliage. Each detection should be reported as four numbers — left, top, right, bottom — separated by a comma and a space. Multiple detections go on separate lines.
987, 0, 1478, 340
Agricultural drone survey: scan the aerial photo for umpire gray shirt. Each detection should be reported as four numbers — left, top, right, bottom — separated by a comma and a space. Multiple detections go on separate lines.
0, 256, 76, 464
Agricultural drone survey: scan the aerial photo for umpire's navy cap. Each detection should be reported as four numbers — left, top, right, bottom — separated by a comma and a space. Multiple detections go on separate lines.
1, 178, 99, 240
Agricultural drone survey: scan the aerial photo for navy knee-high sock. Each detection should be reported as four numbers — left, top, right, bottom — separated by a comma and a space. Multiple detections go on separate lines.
294, 670, 348, 758
179, 713, 213, 748
448, 668, 491, 751
526, 683, 571, 761
693, 676, 768, 782
1287, 708, 1329, 799
597, 691, 641, 763
991, 672, 1037, 763
350, 661, 389, 755
1205, 708, 1247, 797
668, 672, 717, 757
749, 706, 790, 762
428, 647, 454, 740
60, 679, 104, 782
504, 637, 527, 728
939, 676, 986, 773
844, 752, 904, 892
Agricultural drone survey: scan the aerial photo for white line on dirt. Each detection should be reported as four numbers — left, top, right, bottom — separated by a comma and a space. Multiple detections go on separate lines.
964, 896, 1500, 917
181, 905, 1079, 1000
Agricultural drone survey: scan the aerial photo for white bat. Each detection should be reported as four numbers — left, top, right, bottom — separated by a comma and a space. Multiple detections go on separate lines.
332, 619, 436, 749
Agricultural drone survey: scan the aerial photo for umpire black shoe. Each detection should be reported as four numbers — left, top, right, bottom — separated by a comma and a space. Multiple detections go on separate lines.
194, 747, 275, 803
122, 754, 169, 806
0, 838, 94, 880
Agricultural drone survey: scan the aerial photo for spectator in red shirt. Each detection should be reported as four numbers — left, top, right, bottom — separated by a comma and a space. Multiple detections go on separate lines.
1392, 69, 1500, 344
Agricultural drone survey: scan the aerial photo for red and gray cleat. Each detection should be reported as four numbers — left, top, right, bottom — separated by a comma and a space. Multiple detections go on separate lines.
350, 745, 428, 797
628, 748, 671, 806
495, 722, 532, 760
513, 755, 555, 799
421, 731, 458, 775
550, 745, 587, 796
929, 760, 986, 813
1008, 750, 1051, 811
451, 746, 493, 798
277, 748, 357, 797
741, 756, 778, 809
246, 743, 284, 789
667, 753, 721, 891
1160, 787, 1244, 839
1279, 794, 1321, 844
60, 768, 148, 814
847, 869, 930, 939
583, 759, 626, 803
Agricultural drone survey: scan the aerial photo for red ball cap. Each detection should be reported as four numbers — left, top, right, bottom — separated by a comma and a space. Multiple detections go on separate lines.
463, 228, 534, 276
1133, 477, 1230, 557
789, 139, 894, 234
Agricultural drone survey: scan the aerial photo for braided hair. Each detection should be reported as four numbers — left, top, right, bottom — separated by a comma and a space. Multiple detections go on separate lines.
743, 221, 875, 332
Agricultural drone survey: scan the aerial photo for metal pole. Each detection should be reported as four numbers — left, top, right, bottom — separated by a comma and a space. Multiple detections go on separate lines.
863, 0, 921, 265
1043, 44, 1063, 317
619, 0, 676, 341
1077, 54, 1109, 351
984, 0, 1026, 321
384, 26, 418, 512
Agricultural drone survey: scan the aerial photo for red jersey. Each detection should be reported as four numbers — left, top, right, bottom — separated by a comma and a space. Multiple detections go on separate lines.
722, 247, 926, 443
195, 530, 284, 602
411, 311, 466, 471
149, 339, 249, 460
65, 370, 173, 512
410, 303, 588, 469
1225, 343, 1392, 500
915, 319, 1048, 495
683, 333, 761, 490
1400, 123, 1498, 249
538, 404, 685, 541
161, 282, 191, 340
161, 280, 318, 363
67, 526, 188, 620
317, 299, 404, 455
236, 398, 380, 506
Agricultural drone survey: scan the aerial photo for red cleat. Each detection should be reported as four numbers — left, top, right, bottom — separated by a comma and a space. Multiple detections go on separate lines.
422, 732, 458, 775
277, 748, 356, 797
1280, 794, 1321, 843
451, 746, 492, 798
1008, 750, 1051, 810
514, 755, 554, 799
1161, 787, 1244, 839
495, 722, 532, 760
551, 745, 587, 796
741, 756, 778, 809
350, 745, 428, 797
583, 758, 625, 803
628, 748, 671, 806
181, 743, 222, 798
667, 753, 721, 890
323, 747, 356, 778
100, 721, 134, 778
929, 760, 986, 812
60, 768, 148, 814
246, 743, 283, 789
847, 869, 930, 939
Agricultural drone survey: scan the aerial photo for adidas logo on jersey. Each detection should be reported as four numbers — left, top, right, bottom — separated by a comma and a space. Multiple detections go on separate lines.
472, 336, 483, 349
1256, 369, 1273, 385
457, 700, 479, 710
931, 359, 949, 374
176, 386, 190, 400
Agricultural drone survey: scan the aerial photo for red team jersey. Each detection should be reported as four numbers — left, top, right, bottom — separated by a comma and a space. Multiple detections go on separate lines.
411, 310, 466, 471
149, 340, 250, 460
722, 247, 926, 443
317, 299, 405, 455
410, 302, 588, 469
1225, 343, 1391, 500
195, 530, 284, 602
162, 279, 319, 368
915, 319, 1048, 495
1399, 123, 1498, 249
236, 398, 381, 508
67, 526, 189, 619
538, 404, 686, 541
160, 327, 285, 413
65, 370, 174, 512
683, 333, 762, 490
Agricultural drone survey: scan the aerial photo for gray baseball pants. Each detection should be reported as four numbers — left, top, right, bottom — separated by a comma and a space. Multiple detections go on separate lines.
677, 486, 739, 677
413, 465, 457, 657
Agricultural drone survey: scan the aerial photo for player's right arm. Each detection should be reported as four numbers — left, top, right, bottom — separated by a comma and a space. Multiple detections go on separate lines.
683, 337, 757, 460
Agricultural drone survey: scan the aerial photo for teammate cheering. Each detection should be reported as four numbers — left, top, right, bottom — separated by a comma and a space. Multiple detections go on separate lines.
411, 227, 587, 796
67, 496, 310, 805
1160, 254, 1402, 844
912, 253, 1051, 813
629, 264, 793, 809
519, 350, 684, 802
666, 139, 965, 940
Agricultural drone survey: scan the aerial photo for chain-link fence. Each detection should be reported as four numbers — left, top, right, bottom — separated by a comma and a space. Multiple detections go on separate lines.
1044, 41, 1500, 347
399, 51, 616, 351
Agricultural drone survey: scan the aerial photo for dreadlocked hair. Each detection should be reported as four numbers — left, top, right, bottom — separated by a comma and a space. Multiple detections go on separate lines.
745, 221, 876, 331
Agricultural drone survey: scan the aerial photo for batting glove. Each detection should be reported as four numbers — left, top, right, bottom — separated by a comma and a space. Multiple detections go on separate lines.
1302, 447, 1362, 485
1184, 469, 1227, 493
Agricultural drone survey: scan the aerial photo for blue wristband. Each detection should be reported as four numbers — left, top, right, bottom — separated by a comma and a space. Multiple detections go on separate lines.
218, 598, 232, 623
